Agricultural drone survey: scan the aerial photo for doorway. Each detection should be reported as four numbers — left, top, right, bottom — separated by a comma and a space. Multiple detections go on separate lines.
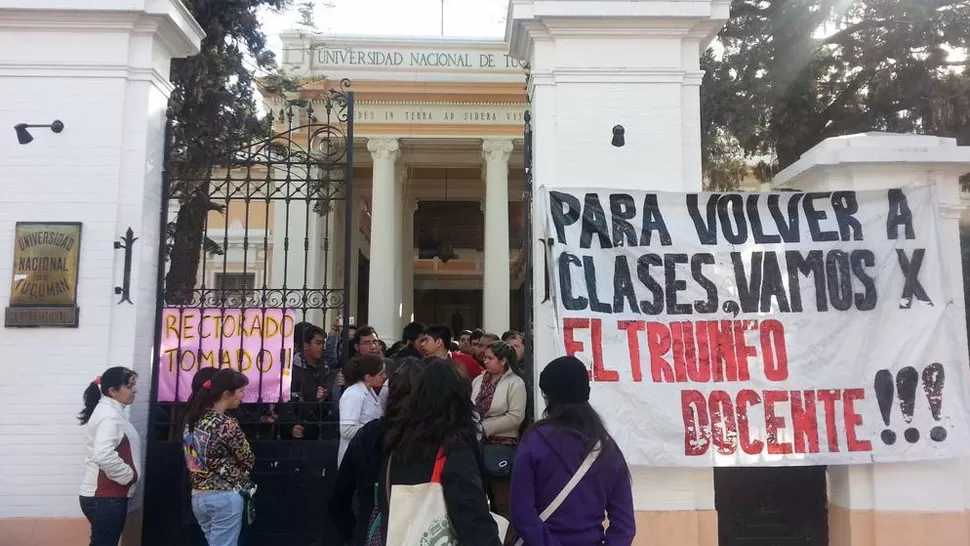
714, 466, 828, 546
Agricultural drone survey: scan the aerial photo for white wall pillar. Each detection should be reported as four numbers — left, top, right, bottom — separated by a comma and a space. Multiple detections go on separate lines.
508, 1, 728, 543
348, 196, 361, 321
0, 1, 203, 541
366, 138, 400, 339
402, 197, 417, 324
773, 133, 970, 546
482, 138, 514, 334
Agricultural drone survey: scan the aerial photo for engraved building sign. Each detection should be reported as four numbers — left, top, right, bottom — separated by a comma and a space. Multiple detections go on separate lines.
5, 222, 82, 327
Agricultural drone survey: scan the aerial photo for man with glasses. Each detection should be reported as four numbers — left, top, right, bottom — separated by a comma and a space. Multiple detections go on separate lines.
353, 326, 383, 357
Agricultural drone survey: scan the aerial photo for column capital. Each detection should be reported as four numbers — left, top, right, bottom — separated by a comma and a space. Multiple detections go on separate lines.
483, 138, 514, 164
367, 137, 400, 161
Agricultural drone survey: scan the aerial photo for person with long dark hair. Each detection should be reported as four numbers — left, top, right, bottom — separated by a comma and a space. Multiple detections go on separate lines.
78, 366, 140, 546
380, 357, 503, 546
510, 356, 635, 546
329, 356, 429, 545
182, 368, 254, 546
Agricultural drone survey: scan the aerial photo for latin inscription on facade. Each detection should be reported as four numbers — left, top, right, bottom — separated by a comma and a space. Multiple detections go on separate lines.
355, 103, 528, 126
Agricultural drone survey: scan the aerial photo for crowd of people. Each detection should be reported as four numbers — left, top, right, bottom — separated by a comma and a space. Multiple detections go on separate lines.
76, 319, 635, 546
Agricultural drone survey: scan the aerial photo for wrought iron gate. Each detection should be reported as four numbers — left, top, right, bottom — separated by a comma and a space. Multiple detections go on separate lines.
143, 81, 355, 546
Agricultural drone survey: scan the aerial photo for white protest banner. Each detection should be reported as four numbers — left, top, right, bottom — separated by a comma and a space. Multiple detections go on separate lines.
543, 185, 970, 466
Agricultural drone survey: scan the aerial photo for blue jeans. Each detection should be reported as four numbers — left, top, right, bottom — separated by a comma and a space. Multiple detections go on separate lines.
192, 491, 243, 546
79, 496, 128, 546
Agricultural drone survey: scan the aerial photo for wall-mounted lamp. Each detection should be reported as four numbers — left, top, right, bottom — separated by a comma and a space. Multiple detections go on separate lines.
611, 125, 625, 148
14, 120, 64, 145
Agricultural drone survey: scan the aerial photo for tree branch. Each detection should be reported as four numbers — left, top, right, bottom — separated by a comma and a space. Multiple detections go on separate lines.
822, 20, 901, 46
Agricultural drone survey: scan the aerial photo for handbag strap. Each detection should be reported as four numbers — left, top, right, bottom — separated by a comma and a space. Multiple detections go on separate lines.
384, 447, 448, 502
540, 441, 601, 520
430, 447, 447, 484
513, 442, 601, 546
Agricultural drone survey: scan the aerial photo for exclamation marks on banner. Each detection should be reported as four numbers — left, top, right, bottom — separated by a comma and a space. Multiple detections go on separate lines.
874, 369, 896, 444
922, 363, 947, 442
896, 366, 919, 443
874, 364, 947, 445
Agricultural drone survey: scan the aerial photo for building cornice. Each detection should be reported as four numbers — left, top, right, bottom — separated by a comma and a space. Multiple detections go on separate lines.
0, 2, 204, 59
280, 32, 508, 50
507, 0, 731, 62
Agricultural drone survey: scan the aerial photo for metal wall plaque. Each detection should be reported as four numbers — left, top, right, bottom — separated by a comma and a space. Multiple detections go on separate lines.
5, 222, 82, 327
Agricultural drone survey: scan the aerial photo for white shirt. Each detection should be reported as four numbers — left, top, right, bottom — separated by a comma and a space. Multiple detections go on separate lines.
337, 381, 385, 467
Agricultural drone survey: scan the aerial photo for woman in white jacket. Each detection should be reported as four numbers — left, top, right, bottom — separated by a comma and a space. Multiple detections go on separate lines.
77, 366, 140, 546
338, 354, 387, 467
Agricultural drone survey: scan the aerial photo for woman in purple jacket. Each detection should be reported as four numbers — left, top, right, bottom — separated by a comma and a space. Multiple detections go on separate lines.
510, 356, 636, 546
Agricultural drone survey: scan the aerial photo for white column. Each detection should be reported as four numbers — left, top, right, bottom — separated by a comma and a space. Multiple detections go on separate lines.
508, 3, 728, 543
366, 138, 400, 338
482, 138, 514, 334
402, 197, 417, 323
393, 165, 406, 335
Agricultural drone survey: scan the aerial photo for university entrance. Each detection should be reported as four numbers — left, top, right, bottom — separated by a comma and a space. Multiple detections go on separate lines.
142, 83, 356, 546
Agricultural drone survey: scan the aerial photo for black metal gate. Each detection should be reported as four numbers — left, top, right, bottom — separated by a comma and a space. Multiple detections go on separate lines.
143, 81, 355, 546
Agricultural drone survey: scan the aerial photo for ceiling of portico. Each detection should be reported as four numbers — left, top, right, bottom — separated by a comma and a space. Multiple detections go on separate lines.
352, 138, 525, 202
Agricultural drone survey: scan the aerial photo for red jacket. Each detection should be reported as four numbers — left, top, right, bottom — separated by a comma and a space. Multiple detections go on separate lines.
450, 351, 483, 379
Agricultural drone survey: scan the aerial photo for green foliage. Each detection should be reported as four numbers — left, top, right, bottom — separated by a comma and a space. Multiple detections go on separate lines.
701, 0, 970, 188
297, 1, 316, 29
165, 0, 290, 303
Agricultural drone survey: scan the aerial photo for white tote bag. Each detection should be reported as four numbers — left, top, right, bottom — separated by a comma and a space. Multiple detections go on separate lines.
386, 448, 509, 546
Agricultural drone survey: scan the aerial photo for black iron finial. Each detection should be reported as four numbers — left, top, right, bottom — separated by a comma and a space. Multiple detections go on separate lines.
113, 227, 138, 304
611, 125, 625, 147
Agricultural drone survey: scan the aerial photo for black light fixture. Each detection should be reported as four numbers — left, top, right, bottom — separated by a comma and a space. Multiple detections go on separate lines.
611, 125, 625, 147
15, 120, 64, 145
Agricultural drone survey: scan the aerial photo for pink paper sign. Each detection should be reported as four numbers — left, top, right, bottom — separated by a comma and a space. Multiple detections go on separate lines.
157, 308, 295, 402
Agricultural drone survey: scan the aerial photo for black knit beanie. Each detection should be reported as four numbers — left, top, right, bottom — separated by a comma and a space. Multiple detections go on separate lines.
539, 356, 590, 404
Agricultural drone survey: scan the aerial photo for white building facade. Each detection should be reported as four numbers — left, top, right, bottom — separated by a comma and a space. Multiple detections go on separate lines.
270, 33, 532, 338
3, 1, 970, 546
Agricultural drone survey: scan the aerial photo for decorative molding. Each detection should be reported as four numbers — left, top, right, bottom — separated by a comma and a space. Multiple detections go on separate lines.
354, 102, 528, 127
483, 138, 515, 163
357, 100, 529, 107
366, 137, 400, 161
0, 5, 203, 59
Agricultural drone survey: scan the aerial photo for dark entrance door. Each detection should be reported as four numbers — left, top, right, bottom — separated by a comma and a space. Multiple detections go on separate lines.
143, 82, 355, 546
715, 466, 828, 546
